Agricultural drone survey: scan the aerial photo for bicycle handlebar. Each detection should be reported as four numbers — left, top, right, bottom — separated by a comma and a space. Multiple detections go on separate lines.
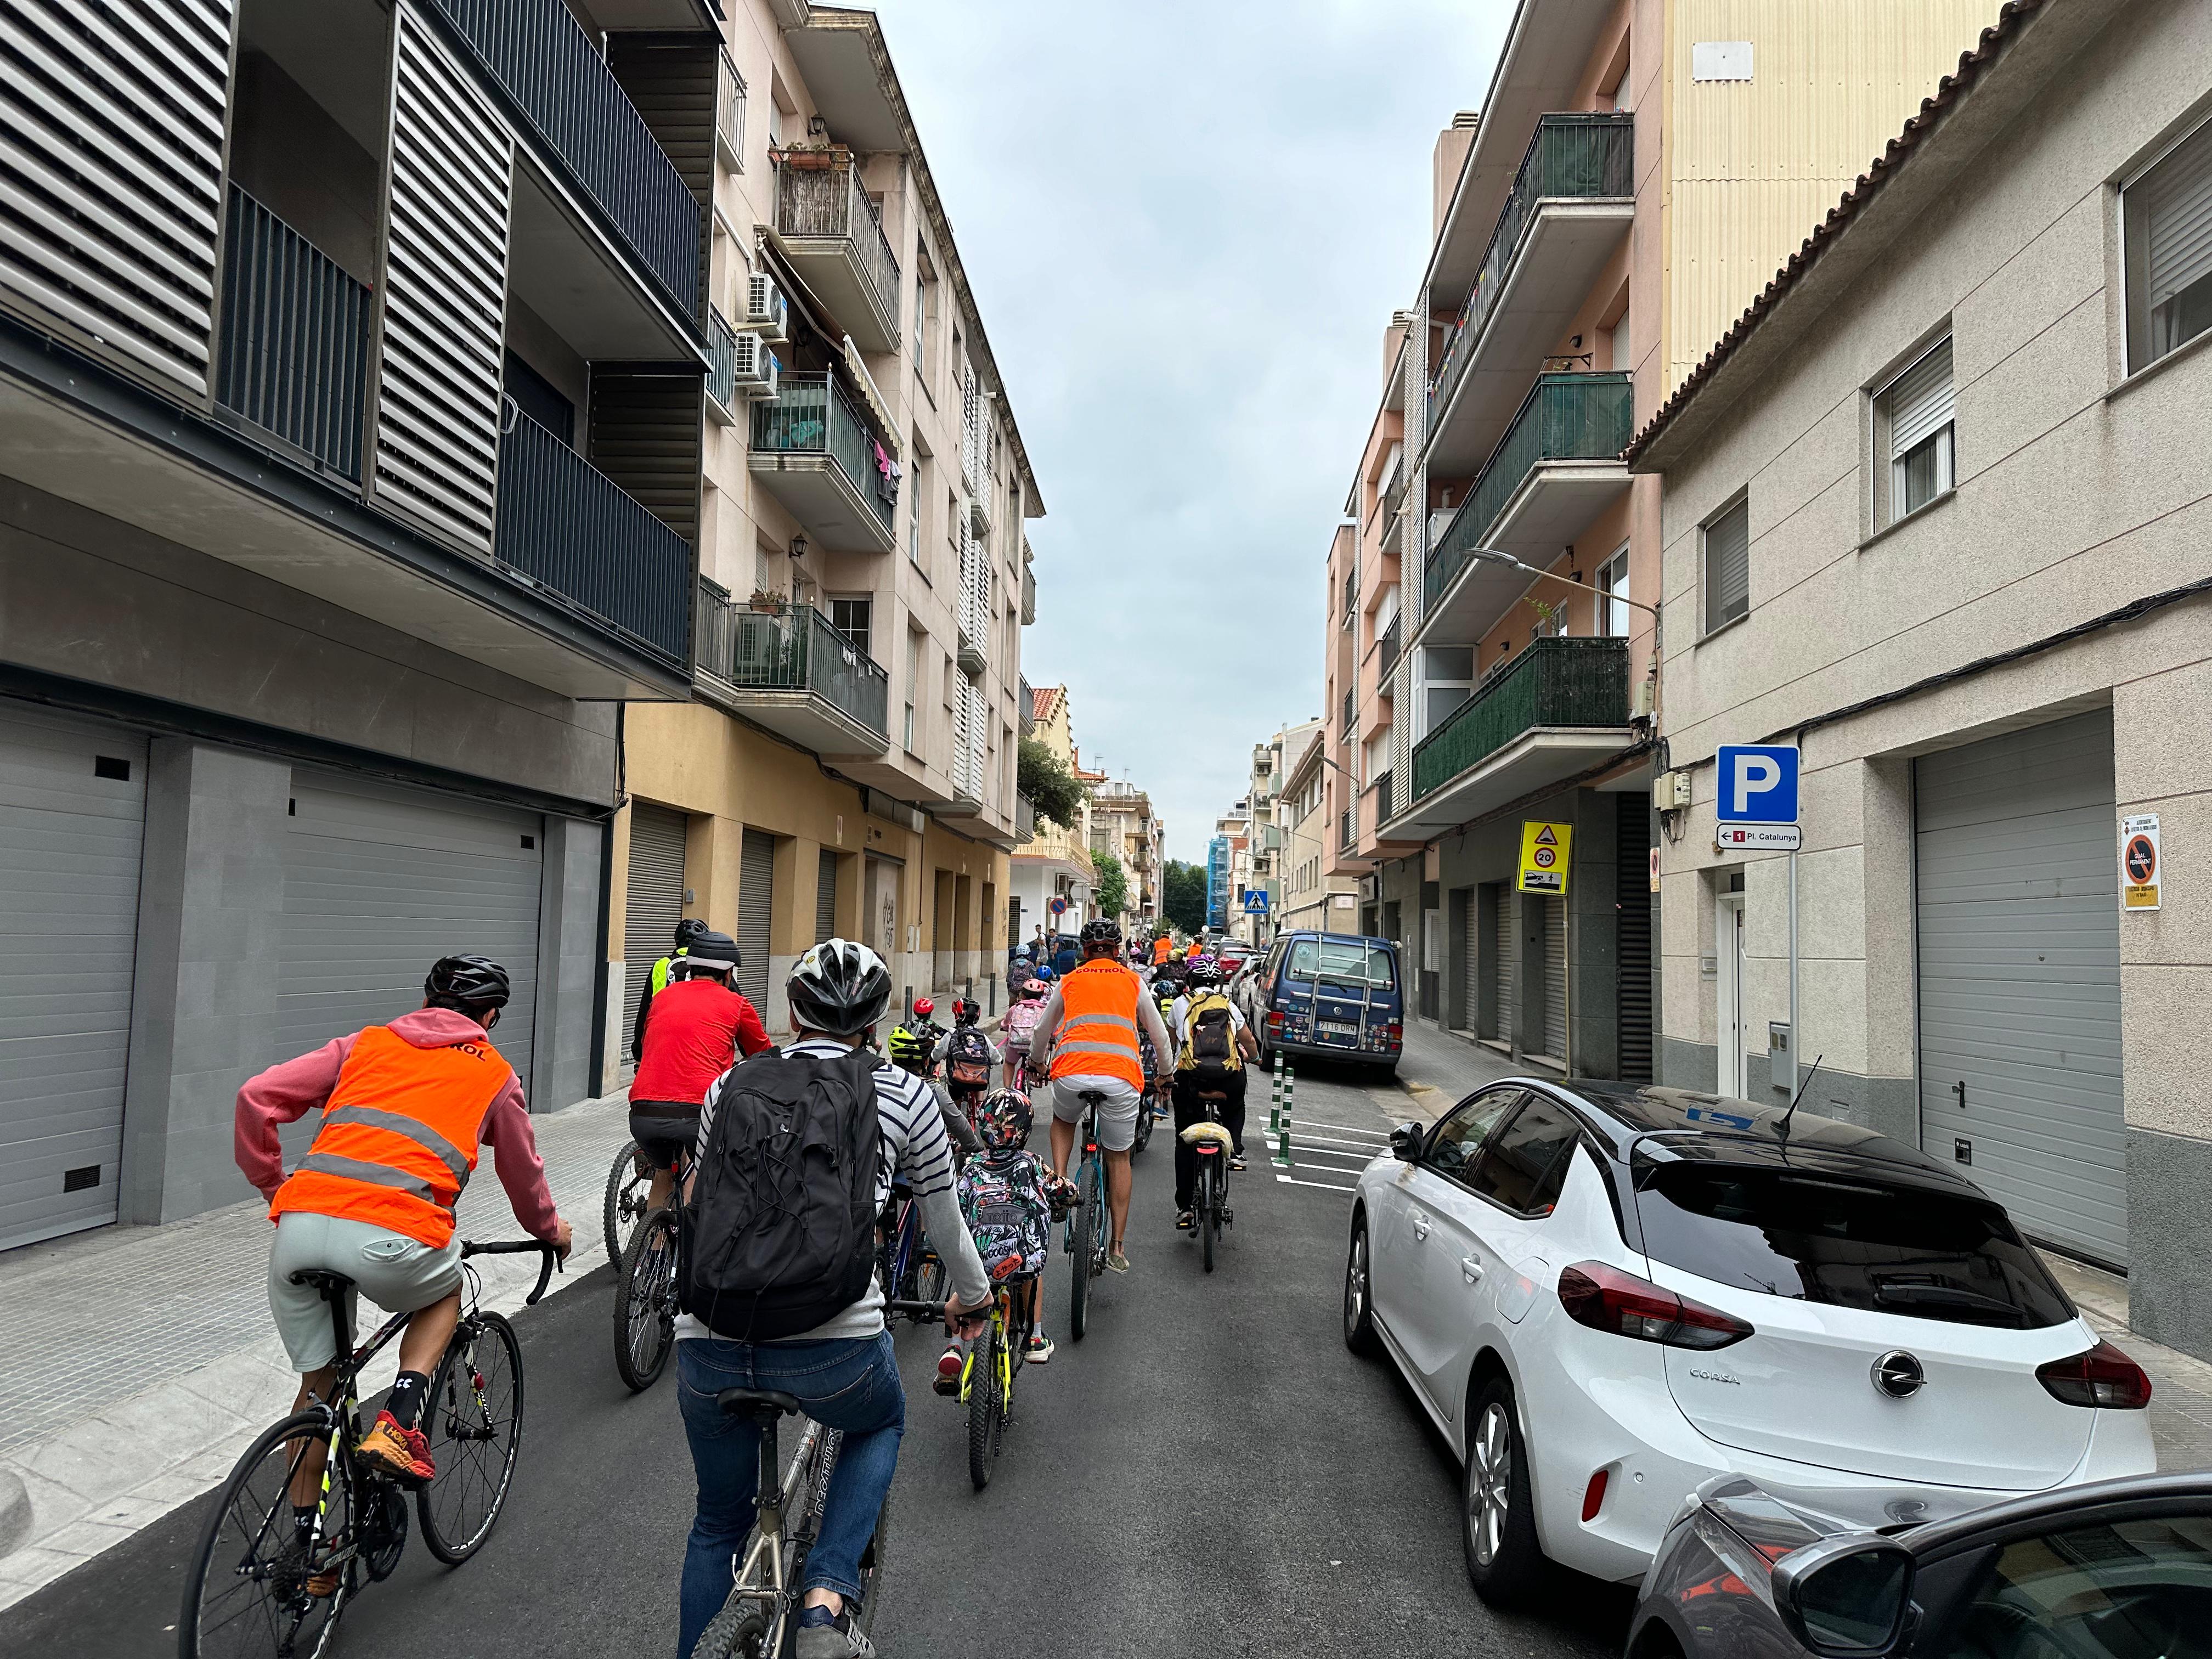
883, 1299, 948, 1321
462, 1239, 564, 1306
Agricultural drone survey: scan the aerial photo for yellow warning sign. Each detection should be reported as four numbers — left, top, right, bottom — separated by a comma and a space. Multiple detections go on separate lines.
1517, 820, 1573, 896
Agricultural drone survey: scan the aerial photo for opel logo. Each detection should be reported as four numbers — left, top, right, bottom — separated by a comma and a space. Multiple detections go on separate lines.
1872, 1350, 1926, 1399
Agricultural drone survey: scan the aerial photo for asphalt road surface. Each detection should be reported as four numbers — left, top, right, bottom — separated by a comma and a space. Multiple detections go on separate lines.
4, 1039, 1632, 1659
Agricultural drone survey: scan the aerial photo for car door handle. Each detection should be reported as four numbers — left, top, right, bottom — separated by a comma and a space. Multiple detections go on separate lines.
1462, 1256, 1484, 1284
1412, 1214, 1431, 1242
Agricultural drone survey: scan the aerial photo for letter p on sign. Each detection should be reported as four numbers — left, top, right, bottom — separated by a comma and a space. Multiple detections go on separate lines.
1716, 745, 1800, 824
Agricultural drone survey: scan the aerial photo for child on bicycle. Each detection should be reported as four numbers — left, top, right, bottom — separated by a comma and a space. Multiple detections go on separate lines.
934, 1089, 1064, 1387
998, 976, 1047, 1089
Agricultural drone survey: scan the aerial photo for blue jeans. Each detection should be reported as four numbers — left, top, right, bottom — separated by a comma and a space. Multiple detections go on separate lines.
675, 1332, 905, 1657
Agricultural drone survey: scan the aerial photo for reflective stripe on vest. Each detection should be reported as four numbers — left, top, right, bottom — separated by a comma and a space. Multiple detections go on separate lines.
269, 1024, 511, 1250
1047, 960, 1145, 1090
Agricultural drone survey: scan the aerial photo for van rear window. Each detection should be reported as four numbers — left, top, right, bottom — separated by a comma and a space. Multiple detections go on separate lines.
1634, 1164, 2074, 1329
1286, 939, 1395, 989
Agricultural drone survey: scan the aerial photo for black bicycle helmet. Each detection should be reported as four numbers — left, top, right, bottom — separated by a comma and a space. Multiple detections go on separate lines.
674, 917, 709, 950
785, 938, 891, 1036
679, 929, 741, 970
1080, 917, 1123, 951
424, 955, 510, 1011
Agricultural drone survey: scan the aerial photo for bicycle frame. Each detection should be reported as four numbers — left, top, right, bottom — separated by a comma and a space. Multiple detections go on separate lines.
724, 1420, 843, 1644
1064, 1099, 1108, 1257
958, 1284, 1025, 1409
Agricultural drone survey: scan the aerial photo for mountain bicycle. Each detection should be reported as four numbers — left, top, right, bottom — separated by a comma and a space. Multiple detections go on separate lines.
180, 1240, 559, 1659
602, 1137, 652, 1272
956, 1274, 1036, 1491
1182, 1111, 1237, 1273
613, 1191, 681, 1392
1064, 1088, 1113, 1340
689, 1305, 940, 1659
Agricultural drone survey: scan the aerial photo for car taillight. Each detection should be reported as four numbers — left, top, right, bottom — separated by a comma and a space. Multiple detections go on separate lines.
1558, 1261, 1752, 1351
1268, 1011, 1286, 1032
2037, 1340, 2152, 1409
1387, 1022, 1403, 1043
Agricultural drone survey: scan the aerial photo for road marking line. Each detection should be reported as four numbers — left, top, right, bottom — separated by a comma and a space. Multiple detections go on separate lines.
1288, 1120, 1393, 1137
1286, 1135, 1387, 1154
1276, 1173, 1359, 1193
1287, 1147, 1379, 1165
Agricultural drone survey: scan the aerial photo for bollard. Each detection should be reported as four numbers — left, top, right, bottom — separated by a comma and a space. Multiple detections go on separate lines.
1274, 1057, 1294, 1168
1268, 1049, 1284, 1135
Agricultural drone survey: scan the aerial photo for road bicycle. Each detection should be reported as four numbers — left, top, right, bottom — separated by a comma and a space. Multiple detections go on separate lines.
689, 1305, 939, 1659
179, 1240, 559, 1659
956, 1274, 1036, 1491
602, 1137, 652, 1273
1182, 1107, 1237, 1273
1064, 1088, 1113, 1341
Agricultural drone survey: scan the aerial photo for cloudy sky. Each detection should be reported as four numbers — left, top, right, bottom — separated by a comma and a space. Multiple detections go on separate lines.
864, 0, 1508, 863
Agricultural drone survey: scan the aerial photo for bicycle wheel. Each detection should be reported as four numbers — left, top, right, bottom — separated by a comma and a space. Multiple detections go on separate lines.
854, 1484, 890, 1637
689, 1606, 768, 1659
613, 1209, 679, 1392
1200, 1160, 1218, 1274
1068, 1176, 1094, 1341
417, 1311, 524, 1564
602, 1139, 651, 1273
180, 1409, 350, 1659
915, 1250, 947, 1307
966, 1322, 998, 1491
1131, 1093, 1154, 1155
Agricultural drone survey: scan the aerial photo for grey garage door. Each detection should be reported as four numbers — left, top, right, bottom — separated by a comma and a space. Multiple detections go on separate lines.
1493, 886, 1515, 1045
281, 775, 544, 1097
1540, 895, 1568, 1065
623, 803, 687, 1047
0, 706, 146, 1249
1916, 710, 2124, 1266
736, 830, 776, 1011
1456, 888, 1480, 1032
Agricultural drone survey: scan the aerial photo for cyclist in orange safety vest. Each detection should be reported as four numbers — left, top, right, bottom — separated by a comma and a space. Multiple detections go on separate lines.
236, 955, 572, 1493
1031, 918, 1173, 1271
1152, 934, 1173, 967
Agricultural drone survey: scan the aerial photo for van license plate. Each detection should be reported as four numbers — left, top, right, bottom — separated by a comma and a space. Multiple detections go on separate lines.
1318, 1020, 1358, 1037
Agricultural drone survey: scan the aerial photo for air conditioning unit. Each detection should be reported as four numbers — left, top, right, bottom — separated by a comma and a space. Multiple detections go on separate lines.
744, 273, 789, 342
731, 332, 778, 398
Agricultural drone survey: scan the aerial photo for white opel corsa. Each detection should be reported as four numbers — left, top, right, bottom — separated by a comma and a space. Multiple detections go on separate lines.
1341, 1080, 2156, 1605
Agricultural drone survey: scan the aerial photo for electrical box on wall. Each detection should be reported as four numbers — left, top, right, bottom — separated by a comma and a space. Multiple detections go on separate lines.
1655, 771, 1692, 810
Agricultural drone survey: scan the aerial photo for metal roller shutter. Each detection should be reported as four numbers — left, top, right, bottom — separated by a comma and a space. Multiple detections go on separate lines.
1458, 888, 1480, 1031
816, 849, 839, 945
623, 804, 686, 1045
1493, 886, 1514, 1045
1616, 794, 1654, 1082
1916, 710, 2124, 1266
280, 775, 543, 1094
1541, 896, 1568, 1065
737, 830, 776, 1010
0, 706, 146, 1249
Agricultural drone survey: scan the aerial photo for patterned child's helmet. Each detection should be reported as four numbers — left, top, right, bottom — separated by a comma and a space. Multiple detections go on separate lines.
974, 1088, 1034, 1152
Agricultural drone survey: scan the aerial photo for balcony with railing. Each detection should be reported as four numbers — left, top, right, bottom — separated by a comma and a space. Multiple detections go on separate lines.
1370, 769, 1394, 828
428, 0, 701, 319
771, 153, 901, 352
216, 187, 369, 481
1420, 371, 1634, 642
716, 52, 746, 172
706, 309, 741, 424
695, 582, 891, 755
1378, 612, 1402, 682
749, 372, 900, 554
1426, 112, 1633, 476
1016, 793, 1037, 845
494, 400, 692, 664
1388, 636, 1631, 833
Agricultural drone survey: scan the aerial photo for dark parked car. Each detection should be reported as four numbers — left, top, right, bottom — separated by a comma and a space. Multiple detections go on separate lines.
1627, 1471, 2212, 1659
1240, 930, 1402, 1075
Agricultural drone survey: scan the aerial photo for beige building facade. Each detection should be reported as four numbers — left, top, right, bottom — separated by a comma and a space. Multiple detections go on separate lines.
1630, 0, 2212, 1355
1009, 683, 1094, 941
611, 3, 1042, 1069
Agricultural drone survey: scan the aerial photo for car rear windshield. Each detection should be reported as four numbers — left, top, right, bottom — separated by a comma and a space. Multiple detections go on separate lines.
1634, 1163, 2074, 1329
1291, 940, 1394, 989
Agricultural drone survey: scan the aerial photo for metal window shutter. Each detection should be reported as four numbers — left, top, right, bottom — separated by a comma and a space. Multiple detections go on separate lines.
2142, 117, 2212, 311
280, 776, 543, 1103
1541, 896, 1567, 1064
623, 804, 686, 1042
0, 706, 146, 1249
1493, 886, 1515, 1042
1705, 501, 1750, 628
1615, 794, 1654, 1082
1916, 710, 2124, 1266
1886, 338, 1955, 458
1458, 888, 1480, 1032
736, 830, 775, 1009
815, 848, 838, 944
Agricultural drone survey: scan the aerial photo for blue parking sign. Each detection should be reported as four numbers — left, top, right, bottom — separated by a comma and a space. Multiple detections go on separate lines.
1715, 744, 1800, 823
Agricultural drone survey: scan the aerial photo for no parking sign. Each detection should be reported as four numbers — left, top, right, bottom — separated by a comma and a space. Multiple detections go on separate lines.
2121, 814, 2160, 911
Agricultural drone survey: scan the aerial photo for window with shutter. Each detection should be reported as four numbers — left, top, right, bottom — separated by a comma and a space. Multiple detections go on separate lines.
1701, 497, 1750, 634
2125, 115, 2212, 370
1874, 337, 1954, 526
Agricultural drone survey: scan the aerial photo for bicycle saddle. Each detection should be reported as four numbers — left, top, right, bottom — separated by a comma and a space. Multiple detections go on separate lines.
288, 1269, 356, 1297
717, 1387, 802, 1421
1178, 1122, 1235, 1150
1076, 1089, 1109, 1104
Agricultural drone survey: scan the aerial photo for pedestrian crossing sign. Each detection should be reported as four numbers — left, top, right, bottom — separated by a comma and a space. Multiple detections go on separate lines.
1517, 820, 1572, 896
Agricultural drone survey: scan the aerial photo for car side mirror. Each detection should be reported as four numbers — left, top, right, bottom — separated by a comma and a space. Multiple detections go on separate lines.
1389, 1122, 1424, 1163
1773, 1536, 1916, 1659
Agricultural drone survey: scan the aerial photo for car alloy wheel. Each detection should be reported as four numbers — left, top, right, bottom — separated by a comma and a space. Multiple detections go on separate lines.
1467, 1401, 1514, 1568
1343, 1220, 1380, 1354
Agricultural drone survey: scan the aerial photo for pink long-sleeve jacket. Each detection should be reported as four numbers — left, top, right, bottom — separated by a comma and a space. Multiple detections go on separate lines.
234, 1007, 561, 1243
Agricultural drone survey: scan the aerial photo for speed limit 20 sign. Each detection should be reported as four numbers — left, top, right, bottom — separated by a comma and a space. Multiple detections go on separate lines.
2120, 814, 2160, 912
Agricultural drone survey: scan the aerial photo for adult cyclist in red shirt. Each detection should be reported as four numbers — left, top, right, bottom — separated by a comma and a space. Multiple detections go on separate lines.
629, 930, 769, 1216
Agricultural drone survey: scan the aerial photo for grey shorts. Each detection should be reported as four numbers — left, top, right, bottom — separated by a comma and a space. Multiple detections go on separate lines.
267, 1211, 464, 1372
1051, 1076, 1143, 1153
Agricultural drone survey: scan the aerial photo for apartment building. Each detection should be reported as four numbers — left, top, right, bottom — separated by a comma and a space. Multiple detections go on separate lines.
1629, 0, 2212, 1356
1088, 778, 1163, 936
1237, 719, 1324, 946
1010, 683, 1093, 939
0, 0, 714, 1245
1278, 727, 1364, 935
614, 3, 1043, 1058
1350, 0, 1993, 1081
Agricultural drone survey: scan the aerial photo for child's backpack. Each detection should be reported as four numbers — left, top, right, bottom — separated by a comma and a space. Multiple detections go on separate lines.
957, 1152, 1049, 1281
944, 1025, 994, 1093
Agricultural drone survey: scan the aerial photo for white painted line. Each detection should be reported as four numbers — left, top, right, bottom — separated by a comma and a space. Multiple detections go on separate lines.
1282, 1120, 1393, 1138
1276, 1173, 1360, 1193
1285, 1134, 1389, 1154
1288, 1146, 1380, 1165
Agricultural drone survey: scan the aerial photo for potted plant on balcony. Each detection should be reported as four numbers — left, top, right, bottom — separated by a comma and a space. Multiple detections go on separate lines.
770, 140, 849, 172
748, 588, 785, 614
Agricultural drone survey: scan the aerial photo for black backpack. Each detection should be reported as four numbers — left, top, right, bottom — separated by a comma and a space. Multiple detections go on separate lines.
680, 1047, 883, 1341
1181, 992, 1240, 1083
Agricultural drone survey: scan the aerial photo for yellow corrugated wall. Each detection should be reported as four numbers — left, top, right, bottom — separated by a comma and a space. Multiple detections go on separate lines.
1664, 0, 1997, 390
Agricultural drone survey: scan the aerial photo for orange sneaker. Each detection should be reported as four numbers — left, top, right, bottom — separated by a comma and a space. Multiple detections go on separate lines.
356, 1410, 435, 1483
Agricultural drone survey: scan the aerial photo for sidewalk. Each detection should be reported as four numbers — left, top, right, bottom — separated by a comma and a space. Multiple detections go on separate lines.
0, 1088, 633, 1612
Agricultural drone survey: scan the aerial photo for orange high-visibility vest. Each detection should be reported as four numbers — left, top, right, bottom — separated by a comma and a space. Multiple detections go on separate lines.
269, 1025, 513, 1249
1048, 959, 1146, 1090
1186, 940, 1204, 960
1152, 936, 1171, 966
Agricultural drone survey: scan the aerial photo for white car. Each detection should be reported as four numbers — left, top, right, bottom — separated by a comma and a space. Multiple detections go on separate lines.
1341, 1079, 2155, 1605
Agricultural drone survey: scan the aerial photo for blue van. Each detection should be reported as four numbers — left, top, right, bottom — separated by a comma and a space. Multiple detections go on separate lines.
1241, 931, 1403, 1076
